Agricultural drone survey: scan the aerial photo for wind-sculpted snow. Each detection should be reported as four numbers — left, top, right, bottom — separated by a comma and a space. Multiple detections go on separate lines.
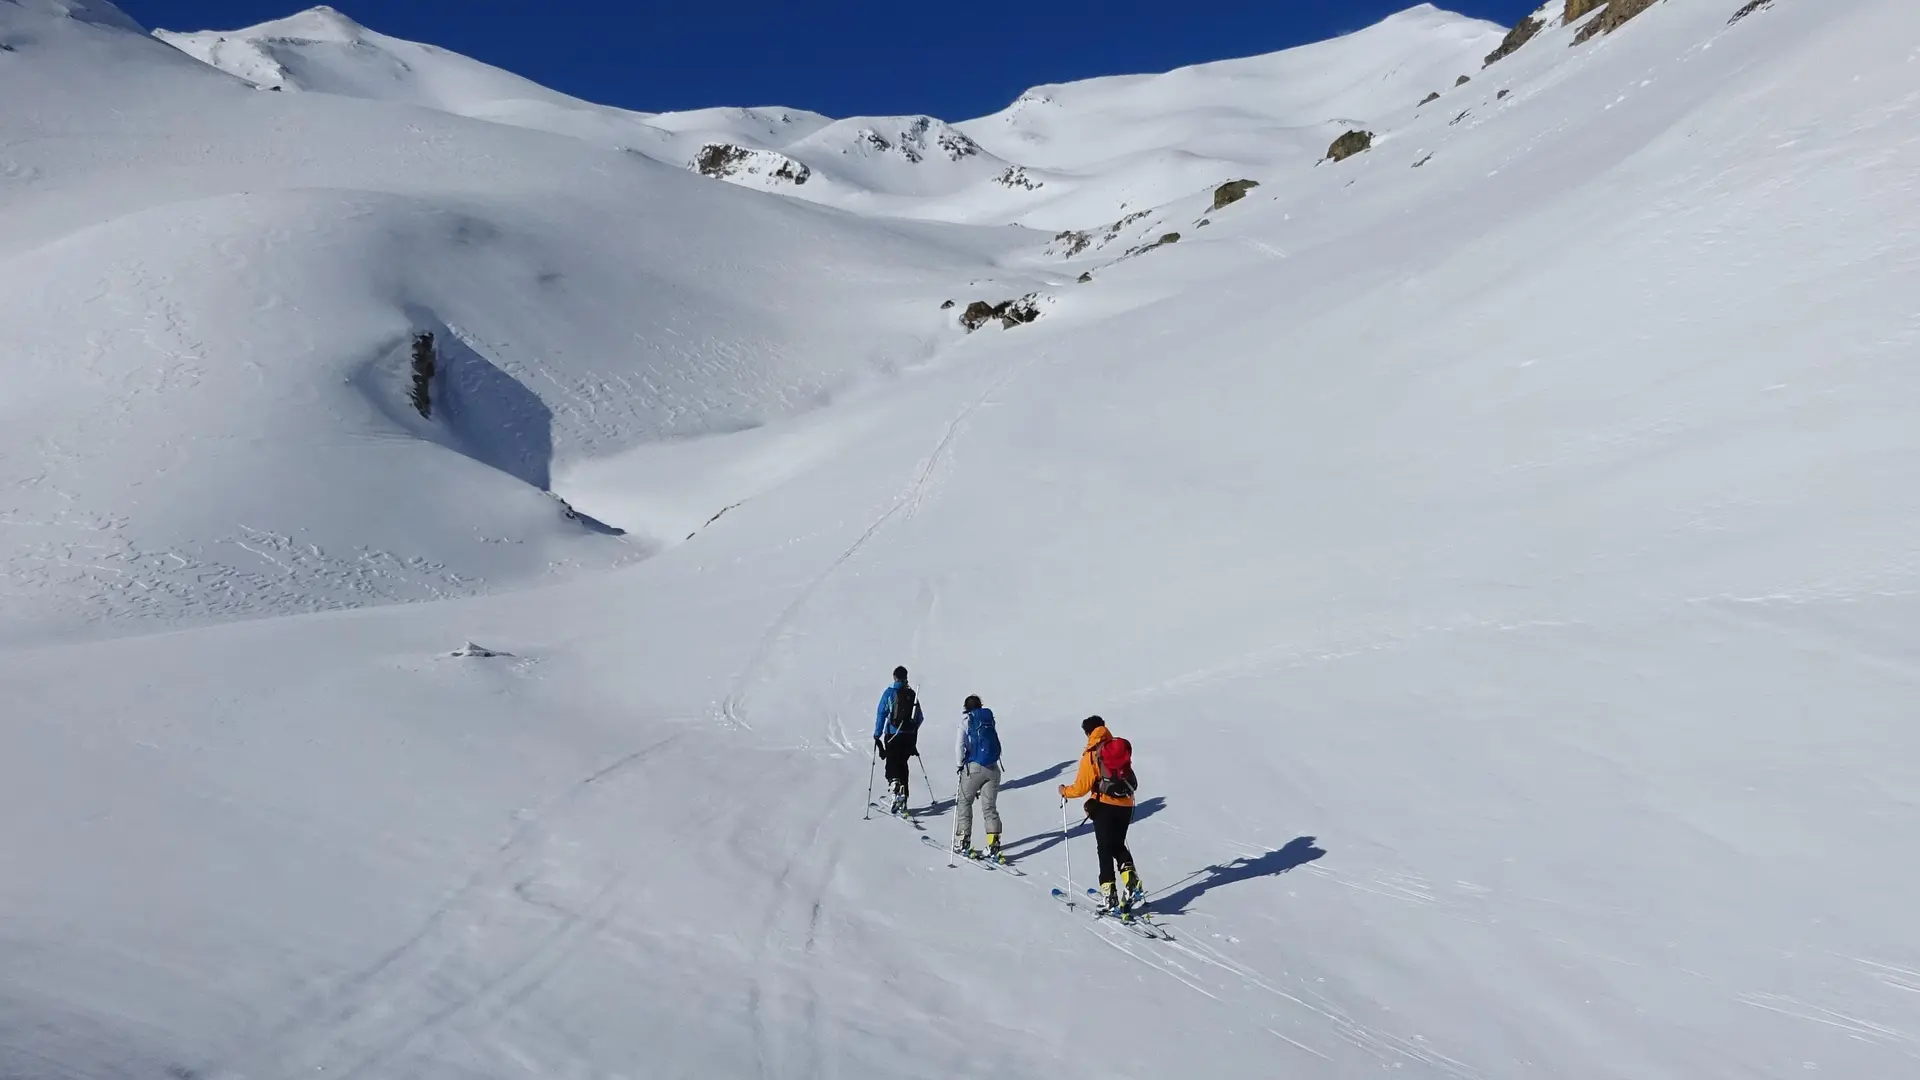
3, 1, 1919, 1079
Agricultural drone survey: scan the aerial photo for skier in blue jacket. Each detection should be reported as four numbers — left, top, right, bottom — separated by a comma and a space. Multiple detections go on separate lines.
873, 666, 924, 815
952, 694, 1004, 859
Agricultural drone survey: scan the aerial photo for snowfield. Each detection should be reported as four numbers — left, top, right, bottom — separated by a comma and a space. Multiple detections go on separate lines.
2, 0, 1918, 1078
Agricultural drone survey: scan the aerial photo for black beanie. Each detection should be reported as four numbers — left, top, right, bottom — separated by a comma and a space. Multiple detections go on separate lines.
1081, 715, 1104, 734
964, 694, 982, 710
893, 666, 909, 681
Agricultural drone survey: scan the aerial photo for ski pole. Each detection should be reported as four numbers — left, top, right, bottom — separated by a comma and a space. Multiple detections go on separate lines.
1061, 798, 1075, 903
949, 763, 967, 867
915, 753, 937, 816
948, 771, 963, 868
864, 742, 878, 820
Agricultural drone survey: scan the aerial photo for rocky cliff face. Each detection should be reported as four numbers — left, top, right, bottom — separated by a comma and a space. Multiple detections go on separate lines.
1574, 0, 1663, 44
1485, 11, 1545, 67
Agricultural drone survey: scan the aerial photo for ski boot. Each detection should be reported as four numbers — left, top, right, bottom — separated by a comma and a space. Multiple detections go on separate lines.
889, 783, 909, 817
985, 833, 1003, 863
953, 836, 972, 856
1120, 866, 1147, 913
1098, 881, 1122, 916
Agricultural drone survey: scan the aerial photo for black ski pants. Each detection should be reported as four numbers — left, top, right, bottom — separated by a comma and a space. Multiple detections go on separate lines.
881, 737, 917, 796
1087, 800, 1135, 885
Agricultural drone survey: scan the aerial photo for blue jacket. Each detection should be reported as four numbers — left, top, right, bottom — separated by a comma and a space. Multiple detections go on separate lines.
874, 681, 923, 742
957, 707, 1001, 768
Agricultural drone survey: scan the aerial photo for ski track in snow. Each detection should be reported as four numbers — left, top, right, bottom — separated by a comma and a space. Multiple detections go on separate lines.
891, 802, 1489, 1075
740, 777, 852, 1080
209, 735, 684, 1080
716, 350, 1048, 737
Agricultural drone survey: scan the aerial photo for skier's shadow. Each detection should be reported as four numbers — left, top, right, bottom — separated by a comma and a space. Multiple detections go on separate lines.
919, 759, 1075, 818
1002, 760, 1075, 792
1147, 836, 1327, 916
999, 796, 1166, 862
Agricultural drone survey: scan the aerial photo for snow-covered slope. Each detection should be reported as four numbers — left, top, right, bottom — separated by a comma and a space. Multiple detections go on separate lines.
955, 3, 1503, 223
154, 6, 601, 116
6, 1, 1920, 1079
0, 0, 1043, 641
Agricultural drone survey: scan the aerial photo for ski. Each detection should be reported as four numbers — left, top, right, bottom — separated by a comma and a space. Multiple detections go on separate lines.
868, 802, 926, 831
1050, 886, 1167, 940
1087, 887, 1172, 939
922, 835, 1025, 875
1052, 887, 1170, 940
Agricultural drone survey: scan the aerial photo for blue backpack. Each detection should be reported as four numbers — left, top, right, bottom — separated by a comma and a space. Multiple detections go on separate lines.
963, 708, 1001, 766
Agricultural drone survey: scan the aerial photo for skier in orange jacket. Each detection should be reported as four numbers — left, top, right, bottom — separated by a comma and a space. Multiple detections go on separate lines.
1059, 715, 1146, 912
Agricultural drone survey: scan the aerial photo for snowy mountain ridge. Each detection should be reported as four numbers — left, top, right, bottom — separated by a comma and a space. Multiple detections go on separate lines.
152, 3, 1507, 228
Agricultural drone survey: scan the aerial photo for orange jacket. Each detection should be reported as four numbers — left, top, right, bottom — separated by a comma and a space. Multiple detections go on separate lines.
1058, 726, 1134, 808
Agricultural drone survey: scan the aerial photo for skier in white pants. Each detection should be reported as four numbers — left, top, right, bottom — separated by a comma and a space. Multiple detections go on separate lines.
953, 694, 1005, 859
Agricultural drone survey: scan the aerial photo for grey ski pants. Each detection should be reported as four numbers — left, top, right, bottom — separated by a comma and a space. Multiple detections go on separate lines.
956, 762, 1003, 842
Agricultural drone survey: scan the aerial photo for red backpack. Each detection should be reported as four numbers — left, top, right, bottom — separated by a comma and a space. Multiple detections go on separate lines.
1093, 736, 1137, 798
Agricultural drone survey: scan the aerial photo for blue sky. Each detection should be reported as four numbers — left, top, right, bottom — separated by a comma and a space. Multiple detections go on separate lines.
120, 1, 1541, 119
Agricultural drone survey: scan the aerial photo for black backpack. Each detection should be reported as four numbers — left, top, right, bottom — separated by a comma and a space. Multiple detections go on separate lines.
891, 685, 920, 734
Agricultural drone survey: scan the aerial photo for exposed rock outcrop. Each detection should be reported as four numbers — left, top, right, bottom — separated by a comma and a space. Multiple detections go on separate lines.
1484, 15, 1544, 66
409, 332, 436, 420
1052, 230, 1093, 258
1210, 179, 1260, 211
1420, 91, 1442, 106
960, 295, 1044, 332
1729, 0, 1775, 24
1048, 209, 1151, 258
693, 143, 811, 185
1124, 232, 1180, 258
1326, 130, 1374, 162
1455, 75, 1472, 86
449, 642, 510, 659
995, 165, 1043, 190
852, 117, 982, 163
